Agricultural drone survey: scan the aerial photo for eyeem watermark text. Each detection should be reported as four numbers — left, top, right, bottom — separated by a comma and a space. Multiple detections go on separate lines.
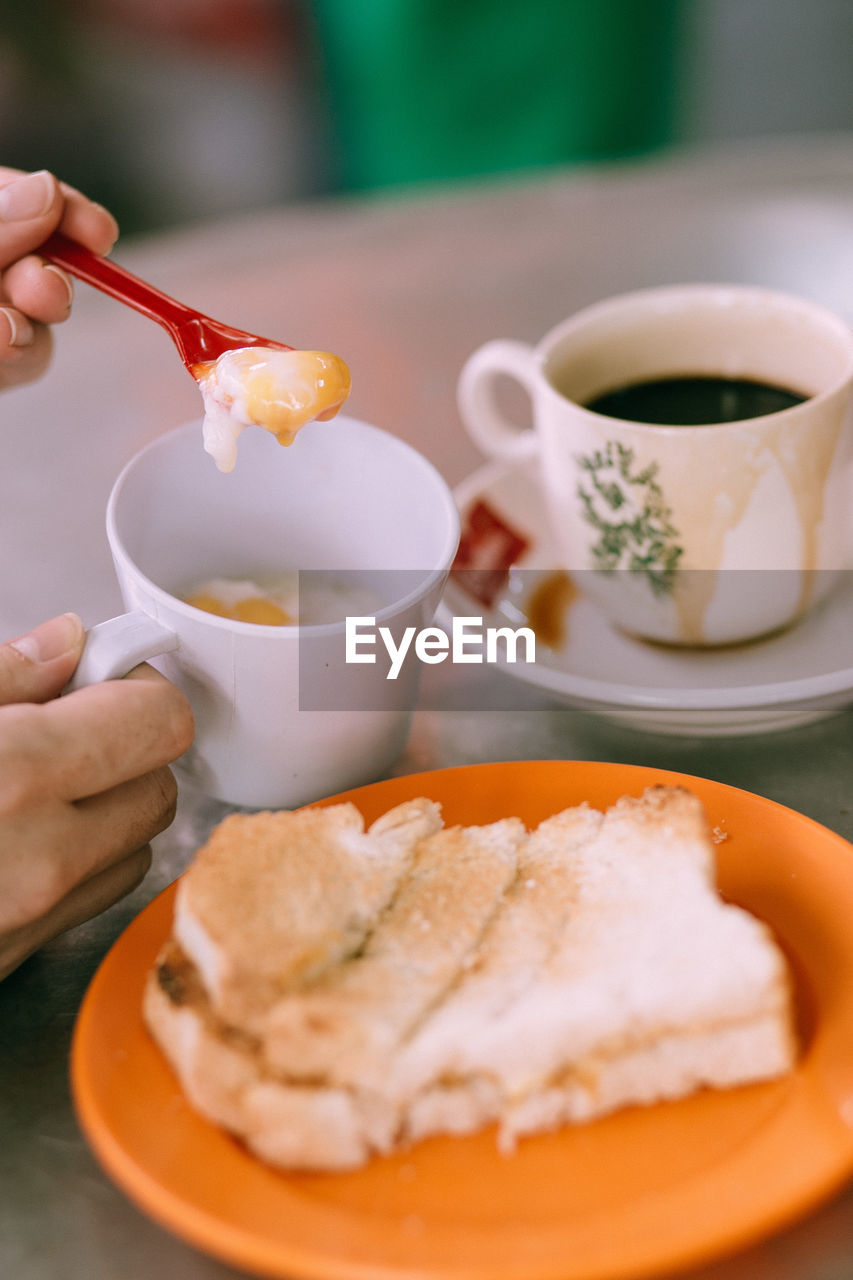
346, 615, 536, 680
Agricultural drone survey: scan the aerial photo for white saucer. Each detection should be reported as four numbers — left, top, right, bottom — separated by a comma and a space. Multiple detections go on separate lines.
443, 460, 853, 735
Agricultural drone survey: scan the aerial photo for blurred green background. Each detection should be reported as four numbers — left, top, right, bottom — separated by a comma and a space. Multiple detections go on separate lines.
2, 0, 852, 236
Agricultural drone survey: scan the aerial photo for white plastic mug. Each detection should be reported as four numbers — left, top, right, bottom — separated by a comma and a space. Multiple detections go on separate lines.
68, 417, 460, 809
458, 284, 853, 646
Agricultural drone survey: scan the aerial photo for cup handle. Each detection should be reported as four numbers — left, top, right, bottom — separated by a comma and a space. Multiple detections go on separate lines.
64, 610, 178, 694
457, 339, 541, 462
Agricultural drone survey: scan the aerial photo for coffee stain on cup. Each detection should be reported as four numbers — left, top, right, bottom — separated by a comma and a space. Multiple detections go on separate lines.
665, 402, 846, 644
526, 571, 578, 649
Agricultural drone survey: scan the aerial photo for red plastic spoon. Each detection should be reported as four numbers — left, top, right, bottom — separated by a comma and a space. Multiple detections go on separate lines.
40, 231, 292, 374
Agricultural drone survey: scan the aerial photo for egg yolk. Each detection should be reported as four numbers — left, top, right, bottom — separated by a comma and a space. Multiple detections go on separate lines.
194, 347, 351, 472
185, 591, 293, 626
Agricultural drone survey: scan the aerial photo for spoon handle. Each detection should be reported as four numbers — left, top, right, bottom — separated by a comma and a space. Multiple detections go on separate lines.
40, 231, 292, 369
40, 232, 196, 333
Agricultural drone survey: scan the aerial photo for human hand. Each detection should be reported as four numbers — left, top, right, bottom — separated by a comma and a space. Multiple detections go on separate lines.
0, 612, 194, 979
0, 168, 118, 391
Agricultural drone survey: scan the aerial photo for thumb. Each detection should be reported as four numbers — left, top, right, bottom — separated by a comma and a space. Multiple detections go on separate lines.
0, 613, 85, 705
0, 170, 64, 268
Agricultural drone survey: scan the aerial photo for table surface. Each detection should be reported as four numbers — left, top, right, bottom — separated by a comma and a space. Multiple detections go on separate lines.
4, 134, 853, 1279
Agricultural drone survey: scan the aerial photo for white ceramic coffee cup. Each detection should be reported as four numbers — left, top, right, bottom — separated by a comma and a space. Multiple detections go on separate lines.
458, 284, 853, 646
67, 417, 460, 809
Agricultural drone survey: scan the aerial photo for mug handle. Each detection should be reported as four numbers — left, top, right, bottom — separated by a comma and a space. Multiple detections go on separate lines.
64, 610, 178, 694
457, 339, 541, 462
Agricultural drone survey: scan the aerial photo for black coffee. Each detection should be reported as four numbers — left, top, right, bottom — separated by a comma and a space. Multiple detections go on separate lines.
584, 375, 806, 426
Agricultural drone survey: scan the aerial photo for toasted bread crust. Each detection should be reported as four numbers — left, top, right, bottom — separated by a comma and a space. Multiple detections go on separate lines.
174, 798, 442, 1031
262, 817, 524, 1084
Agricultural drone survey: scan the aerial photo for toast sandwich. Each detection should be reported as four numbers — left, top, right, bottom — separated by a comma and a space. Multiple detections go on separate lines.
144, 786, 796, 1170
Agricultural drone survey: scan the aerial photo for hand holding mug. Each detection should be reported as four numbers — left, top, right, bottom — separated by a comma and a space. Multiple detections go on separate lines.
0, 614, 193, 979
69, 417, 459, 809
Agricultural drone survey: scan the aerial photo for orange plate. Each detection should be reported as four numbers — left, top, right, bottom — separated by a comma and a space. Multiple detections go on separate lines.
71, 761, 853, 1280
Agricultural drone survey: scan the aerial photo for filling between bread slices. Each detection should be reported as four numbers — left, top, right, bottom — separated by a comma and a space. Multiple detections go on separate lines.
152, 934, 794, 1162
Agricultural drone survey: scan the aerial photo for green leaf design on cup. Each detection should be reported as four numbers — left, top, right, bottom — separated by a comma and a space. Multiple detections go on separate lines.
576, 441, 683, 595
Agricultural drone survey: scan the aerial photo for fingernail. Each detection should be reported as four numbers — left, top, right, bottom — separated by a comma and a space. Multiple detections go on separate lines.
43, 263, 74, 310
9, 613, 83, 663
92, 203, 120, 250
0, 306, 34, 347
0, 169, 55, 222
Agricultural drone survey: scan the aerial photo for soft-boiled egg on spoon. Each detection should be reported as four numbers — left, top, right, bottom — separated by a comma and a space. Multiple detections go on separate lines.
39, 232, 350, 472
193, 346, 349, 473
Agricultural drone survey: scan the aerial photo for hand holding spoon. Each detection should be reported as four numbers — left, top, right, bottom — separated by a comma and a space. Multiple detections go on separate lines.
40, 232, 351, 471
